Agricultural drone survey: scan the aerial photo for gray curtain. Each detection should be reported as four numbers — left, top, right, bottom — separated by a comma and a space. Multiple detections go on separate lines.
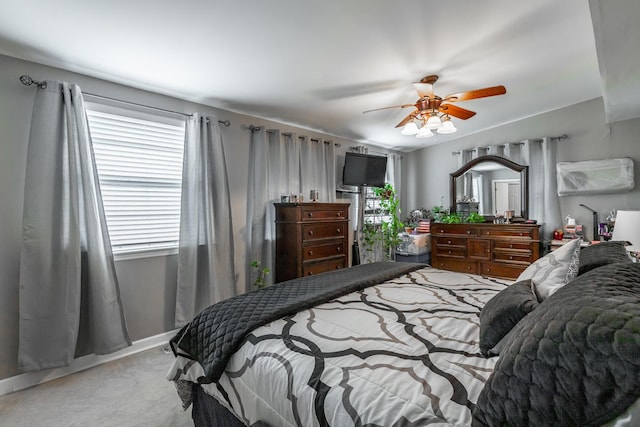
19, 80, 131, 372
520, 137, 562, 243
245, 129, 336, 291
299, 136, 337, 203
175, 115, 236, 327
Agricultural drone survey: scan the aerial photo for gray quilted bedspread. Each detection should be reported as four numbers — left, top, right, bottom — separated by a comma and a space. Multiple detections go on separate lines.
169, 261, 425, 383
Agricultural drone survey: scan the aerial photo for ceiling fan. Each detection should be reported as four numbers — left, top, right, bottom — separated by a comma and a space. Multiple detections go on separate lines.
363, 75, 506, 138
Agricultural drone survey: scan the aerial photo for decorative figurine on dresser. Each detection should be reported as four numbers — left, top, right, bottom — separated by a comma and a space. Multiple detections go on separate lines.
274, 202, 350, 282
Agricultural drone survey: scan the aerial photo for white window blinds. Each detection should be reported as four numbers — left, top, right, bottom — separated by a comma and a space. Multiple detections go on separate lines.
86, 107, 186, 254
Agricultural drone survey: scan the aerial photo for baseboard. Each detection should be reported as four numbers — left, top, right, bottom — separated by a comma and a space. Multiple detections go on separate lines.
0, 329, 179, 397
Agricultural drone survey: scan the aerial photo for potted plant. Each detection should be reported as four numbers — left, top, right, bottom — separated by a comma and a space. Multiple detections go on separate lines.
404, 208, 431, 233
250, 260, 270, 289
361, 183, 403, 262
373, 183, 404, 260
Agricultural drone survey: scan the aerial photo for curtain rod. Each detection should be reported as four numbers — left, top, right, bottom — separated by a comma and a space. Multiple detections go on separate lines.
19, 74, 230, 127
245, 124, 340, 147
451, 135, 568, 155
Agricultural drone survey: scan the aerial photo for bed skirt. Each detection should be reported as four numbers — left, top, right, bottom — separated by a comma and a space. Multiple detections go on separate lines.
192, 384, 271, 427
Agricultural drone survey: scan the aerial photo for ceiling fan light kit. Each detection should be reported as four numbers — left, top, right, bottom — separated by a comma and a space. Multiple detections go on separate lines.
364, 74, 506, 140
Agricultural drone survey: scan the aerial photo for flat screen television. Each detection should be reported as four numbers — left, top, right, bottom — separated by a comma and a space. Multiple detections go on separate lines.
342, 152, 387, 187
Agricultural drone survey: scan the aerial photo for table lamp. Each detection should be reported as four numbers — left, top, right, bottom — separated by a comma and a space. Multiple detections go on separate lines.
611, 210, 640, 258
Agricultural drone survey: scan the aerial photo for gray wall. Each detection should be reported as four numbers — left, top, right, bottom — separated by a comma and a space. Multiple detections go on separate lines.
405, 97, 640, 240
0, 54, 365, 380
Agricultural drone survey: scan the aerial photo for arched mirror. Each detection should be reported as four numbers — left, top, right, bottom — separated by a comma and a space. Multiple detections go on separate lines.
450, 155, 529, 220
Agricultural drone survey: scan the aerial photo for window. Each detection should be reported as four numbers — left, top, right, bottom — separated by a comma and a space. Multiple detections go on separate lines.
86, 104, 186, 256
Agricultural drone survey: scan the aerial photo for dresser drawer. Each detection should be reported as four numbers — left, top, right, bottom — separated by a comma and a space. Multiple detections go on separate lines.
432, 224, 478, 237
493, 250, 533, 264
302, 222, 347, 241
303, 257, 346, 276
303, 241, 345, 261
301, 206, 348, 221
481, 262, 527, 280
433, 236, 467, 247
493, 240, 533, 251
432, 258, 478, 274
479, 227, 534, 239
434, 246, 466, 258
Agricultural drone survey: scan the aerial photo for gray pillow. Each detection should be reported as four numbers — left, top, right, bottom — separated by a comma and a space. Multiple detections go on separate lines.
478, 279, 539, 356
578, 240, 632, 275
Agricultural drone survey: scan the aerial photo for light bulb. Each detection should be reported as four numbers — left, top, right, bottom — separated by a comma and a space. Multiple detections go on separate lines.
400, 122, 419, 135
437, 118, 457, 134
425, 114, 442, 129
416, 126, 434, 138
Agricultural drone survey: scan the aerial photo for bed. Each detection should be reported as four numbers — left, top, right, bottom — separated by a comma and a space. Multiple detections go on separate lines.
167, 241, 640, 426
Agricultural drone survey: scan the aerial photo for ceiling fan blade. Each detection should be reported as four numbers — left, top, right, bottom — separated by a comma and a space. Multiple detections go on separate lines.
363, 103, 415, 114
444, 85, 506, 102
395, 111, 418, 128
439, 103, 476, 120
413, 83, 434, 98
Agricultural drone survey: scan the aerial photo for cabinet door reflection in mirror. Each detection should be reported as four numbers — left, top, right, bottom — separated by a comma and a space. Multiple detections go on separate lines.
450, 155, 528, 220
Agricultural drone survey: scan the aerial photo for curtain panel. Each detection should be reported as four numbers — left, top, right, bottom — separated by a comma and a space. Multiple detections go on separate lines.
245, 129, 337, 291
175, 115, 236, 327
19, 81, 131, 372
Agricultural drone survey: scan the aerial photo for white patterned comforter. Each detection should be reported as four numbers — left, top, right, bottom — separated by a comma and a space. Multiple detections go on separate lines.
167, 266, 512, 426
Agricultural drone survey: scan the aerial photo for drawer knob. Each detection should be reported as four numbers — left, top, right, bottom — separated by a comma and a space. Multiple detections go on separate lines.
510, 244, 514, 248
440, 229, 444, 233
308, 250, 314, 256
447, 240, 452, 244
467, 266, 471, 270
336, 212, 341, 217
448, 250, 452, 254
336, 266, 341, 269
307, 272, 313, 275
510, 256, 514, 260
336, 228, 341, 233
336, 247, 341, 252
308, 212, 313, 217
308, 230, 314, 236
467, 230, 471, 234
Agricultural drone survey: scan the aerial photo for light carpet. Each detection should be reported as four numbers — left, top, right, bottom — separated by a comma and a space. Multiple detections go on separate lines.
0, 347, 193, 427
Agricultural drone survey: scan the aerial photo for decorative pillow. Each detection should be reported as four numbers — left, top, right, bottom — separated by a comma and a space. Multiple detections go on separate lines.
478, 279, 539, 356
578, 240, 632, 276
473, 262, 640, 427
516, 238, 581, 301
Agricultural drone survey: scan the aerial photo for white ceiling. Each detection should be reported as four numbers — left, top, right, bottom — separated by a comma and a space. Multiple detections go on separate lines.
0, 0, 637, 152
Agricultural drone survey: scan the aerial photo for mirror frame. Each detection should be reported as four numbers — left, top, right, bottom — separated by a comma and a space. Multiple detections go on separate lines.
450, 155, 529, 220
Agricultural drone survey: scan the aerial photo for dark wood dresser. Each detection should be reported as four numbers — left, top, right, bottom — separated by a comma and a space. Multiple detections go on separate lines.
274, 202, 350, 283
431, 223, 541, 280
